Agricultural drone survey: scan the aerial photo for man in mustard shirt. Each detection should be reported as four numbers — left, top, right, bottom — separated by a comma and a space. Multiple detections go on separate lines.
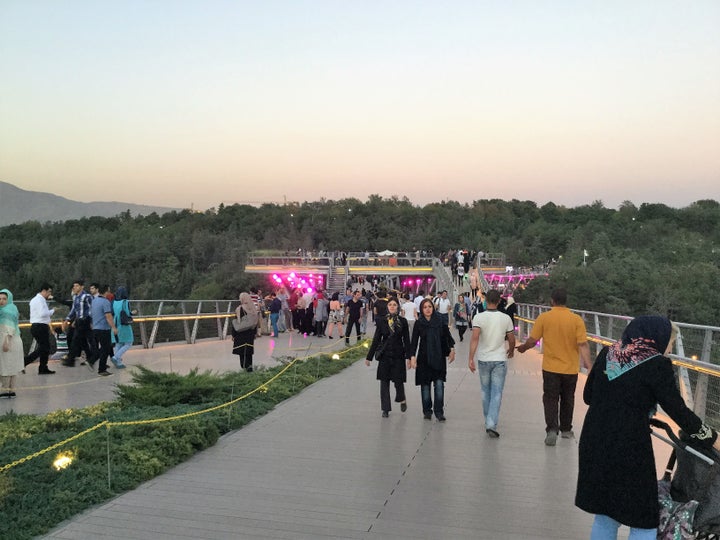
517, 288, 591, 446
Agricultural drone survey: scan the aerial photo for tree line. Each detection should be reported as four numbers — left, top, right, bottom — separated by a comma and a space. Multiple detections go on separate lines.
1, 196, 718, 325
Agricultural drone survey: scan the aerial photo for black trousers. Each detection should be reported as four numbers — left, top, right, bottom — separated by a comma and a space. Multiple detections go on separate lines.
542, 370, 578, 433
345, 317, 361, 340
92, 329, 112, 373
380, 380, 406, 412
27, 323, 51, 370
68, 319, 95, 364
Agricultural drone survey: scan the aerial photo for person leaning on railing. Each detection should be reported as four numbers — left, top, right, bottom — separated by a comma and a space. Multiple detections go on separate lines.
575, 316, 720, 540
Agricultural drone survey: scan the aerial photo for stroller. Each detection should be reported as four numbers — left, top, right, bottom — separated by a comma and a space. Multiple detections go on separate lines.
651, 418, 720, 539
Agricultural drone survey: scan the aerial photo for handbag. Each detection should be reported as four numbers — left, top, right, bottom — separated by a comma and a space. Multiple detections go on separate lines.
233, 308, 258, 332
48, 329, 58, 355
119, 300, 134, 325
2, 334, 10, 353
120, 310, 134, 325
374, 338, 388, 361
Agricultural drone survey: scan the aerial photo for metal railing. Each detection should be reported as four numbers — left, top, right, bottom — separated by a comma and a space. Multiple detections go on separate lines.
517, 303, 720, 428
17, 300, 239, 350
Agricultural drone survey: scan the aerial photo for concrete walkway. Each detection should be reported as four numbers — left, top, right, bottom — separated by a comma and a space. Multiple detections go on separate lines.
9, 329, 669, 539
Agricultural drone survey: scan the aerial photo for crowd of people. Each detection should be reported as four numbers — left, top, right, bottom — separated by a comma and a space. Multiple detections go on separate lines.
5, 271, 718, 538
0, 280, 135, 397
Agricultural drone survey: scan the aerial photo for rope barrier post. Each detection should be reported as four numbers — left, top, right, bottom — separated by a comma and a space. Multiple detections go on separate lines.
106, 423, 111, 491
227, 383, 235, 431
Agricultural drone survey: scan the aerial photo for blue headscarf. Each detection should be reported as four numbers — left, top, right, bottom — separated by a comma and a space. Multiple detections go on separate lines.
0, 289, 20, 333
605, 316, 672, 381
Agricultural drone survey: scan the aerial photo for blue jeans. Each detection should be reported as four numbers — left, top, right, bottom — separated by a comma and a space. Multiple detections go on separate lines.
270, 313, 279, 336
114, 341, 132, 361
477, 360, 507, 430
590, 514, 655, 540
421, 380, 444, 417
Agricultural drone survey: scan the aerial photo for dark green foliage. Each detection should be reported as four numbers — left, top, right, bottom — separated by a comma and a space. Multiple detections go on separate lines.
1, 195, 718, 323
0, 349, 364, 539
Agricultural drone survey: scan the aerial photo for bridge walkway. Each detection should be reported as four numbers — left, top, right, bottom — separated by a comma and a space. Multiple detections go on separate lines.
10, 330, 668, 539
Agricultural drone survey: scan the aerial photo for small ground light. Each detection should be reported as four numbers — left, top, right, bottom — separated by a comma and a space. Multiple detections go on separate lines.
53, 451, 74, 471
363, 342, 369, 348
692, 355, 698, 361
332, 354, 340, 360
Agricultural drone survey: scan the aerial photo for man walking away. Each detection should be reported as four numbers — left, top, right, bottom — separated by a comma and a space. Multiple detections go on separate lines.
516, 288, 590, 446
468, 289, 514, 438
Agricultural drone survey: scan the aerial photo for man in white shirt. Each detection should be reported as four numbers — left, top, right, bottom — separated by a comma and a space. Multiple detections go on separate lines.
468, 289, 515, 438
413, 290, 425, 313
434, 290, 452, 327
25, 283, 56, 374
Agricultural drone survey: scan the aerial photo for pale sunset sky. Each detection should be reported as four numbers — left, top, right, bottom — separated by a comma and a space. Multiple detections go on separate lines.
1, 1, 719, 210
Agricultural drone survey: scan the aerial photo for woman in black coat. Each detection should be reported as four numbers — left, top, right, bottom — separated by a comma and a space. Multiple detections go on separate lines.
231, 292, 258, 372
409, 298, 455, 421
575, 316, 720, 539
366, 297, 411, 417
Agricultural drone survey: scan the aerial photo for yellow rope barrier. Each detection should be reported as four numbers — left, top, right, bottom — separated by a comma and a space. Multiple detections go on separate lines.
0, 341, 368, 472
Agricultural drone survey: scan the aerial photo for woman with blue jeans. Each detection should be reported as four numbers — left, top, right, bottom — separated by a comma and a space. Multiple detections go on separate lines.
410, 299, 455, 421
111, 286, 132, 369
576, 316, 720, 539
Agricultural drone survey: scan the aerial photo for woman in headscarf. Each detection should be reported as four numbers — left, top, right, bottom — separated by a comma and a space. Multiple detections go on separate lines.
409, 298, 456, 421
452, 293, 469, 342
232, 292, 258, 372
0, 289, 25, 398
365, 297, 411, 417
111, 286, 132, 369
576, 316, 720, 539
500, 295, 517, 329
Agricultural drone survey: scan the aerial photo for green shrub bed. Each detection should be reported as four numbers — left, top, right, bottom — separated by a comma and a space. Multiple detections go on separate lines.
0, 349, 364, 539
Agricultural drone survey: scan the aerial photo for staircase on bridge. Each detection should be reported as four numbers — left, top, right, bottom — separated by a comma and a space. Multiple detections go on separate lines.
327, 266, 347, 292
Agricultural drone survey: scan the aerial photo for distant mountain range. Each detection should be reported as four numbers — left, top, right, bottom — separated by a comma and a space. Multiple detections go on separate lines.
0, 181, 179, 227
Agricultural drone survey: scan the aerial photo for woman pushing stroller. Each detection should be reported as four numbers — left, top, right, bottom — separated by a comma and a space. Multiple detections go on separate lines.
575, 316, 720, 539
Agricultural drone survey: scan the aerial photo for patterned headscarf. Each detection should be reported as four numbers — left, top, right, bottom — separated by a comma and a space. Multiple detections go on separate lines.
0, 289, 20, 333
605, 316, 672, 381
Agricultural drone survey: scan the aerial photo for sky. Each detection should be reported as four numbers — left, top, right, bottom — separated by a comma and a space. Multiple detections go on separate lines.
1, 0, 719, 211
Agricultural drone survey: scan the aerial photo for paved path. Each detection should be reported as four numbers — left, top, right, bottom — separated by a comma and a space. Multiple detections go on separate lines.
8, 329, 670, 539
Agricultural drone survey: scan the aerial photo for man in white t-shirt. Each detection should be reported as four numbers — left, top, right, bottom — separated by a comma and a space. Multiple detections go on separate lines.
468, 289, 515, 438
434, 290, 452, 327
401, 293, 417, 323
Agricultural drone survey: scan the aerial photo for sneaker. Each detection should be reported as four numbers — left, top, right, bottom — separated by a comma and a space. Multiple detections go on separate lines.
84, 359, 96, 372
382, 411, 389, 418
486, 428, 500, 438
436, 414, 446, 422
400, 401, 407, 412
423, 413, 432, 420
38, 369, 56, 375
544, 431, 558, 446
561, 430, 575, 439
97, 370, 112, 377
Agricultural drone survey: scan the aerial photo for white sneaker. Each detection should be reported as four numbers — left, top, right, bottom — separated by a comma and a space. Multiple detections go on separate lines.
544, 432, 558, 446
